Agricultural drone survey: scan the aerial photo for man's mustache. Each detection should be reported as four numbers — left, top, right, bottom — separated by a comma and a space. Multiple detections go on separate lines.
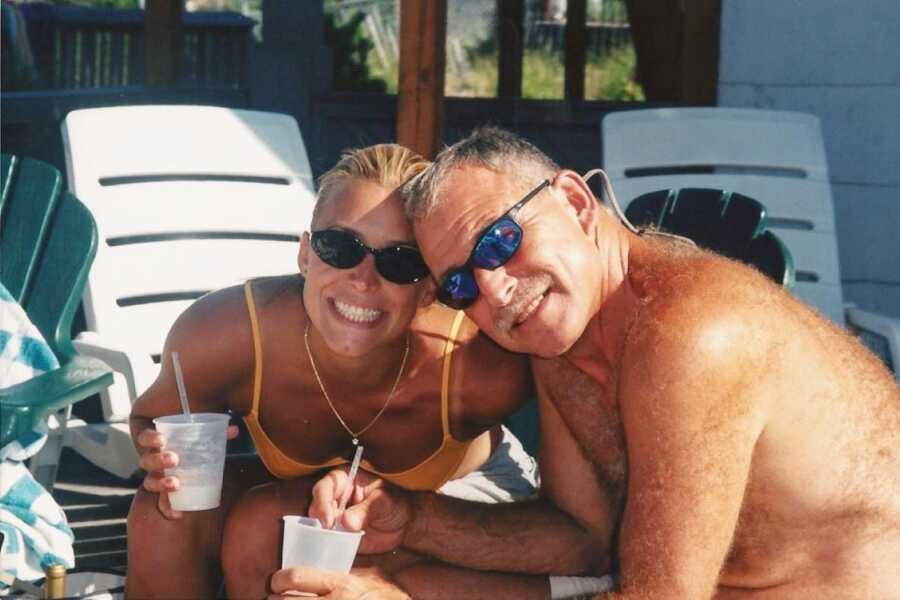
494, 274, 553, 333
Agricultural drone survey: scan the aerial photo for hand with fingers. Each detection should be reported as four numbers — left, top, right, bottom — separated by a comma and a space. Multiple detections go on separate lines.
268, 566, 410, 600
135, 423, 240, 519
308, 468, 412, 555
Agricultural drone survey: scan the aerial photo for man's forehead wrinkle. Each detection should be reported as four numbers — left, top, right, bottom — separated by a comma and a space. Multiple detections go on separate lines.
418, 173, 502, 280
423, 198, 485, 279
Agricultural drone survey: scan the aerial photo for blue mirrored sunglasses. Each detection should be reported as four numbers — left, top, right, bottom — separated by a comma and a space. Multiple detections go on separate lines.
436, 179, 550, 309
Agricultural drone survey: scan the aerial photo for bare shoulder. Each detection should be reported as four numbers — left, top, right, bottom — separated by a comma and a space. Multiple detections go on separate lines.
623, 251, 782, 411
638, 254, 775, 347
132, 280, 258, 418
163, 276, 304, 388
166, 280, 252, 355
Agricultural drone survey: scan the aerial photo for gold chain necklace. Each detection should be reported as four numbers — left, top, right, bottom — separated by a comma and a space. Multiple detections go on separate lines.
304, 323, 410, 446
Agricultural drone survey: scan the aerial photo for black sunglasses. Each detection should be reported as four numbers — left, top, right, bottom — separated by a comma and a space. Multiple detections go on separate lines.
310, 229, 430, 285
436, 179, 550, 309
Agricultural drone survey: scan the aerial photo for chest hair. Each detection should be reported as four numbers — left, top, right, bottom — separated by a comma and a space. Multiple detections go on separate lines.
539, 357, 628, 510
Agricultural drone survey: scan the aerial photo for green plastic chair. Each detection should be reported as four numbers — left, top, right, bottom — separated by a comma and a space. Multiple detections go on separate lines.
625, 188, 795, 287
0, 154, 113, 487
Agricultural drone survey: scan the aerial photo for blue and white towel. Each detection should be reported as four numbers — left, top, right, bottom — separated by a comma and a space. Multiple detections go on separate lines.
0, 283, 75, 593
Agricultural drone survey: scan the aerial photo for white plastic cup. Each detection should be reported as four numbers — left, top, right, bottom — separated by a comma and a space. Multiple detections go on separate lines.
153, 413, 230, 511
281, 516, 365, 573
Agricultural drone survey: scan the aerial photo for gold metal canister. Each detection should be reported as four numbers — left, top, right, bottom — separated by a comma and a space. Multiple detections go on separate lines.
45, 564, 66, 599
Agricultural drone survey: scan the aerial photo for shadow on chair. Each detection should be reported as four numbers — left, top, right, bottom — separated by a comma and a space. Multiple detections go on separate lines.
625, 187, 795, 287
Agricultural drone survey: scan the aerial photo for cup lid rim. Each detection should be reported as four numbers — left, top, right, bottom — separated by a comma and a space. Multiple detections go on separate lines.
282, 515, 365, 537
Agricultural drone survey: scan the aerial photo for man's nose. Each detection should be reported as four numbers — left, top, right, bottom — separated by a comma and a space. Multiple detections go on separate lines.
473, 266, 516, 307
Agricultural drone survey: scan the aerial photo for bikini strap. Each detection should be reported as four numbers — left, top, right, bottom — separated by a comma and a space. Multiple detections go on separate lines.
243, 280, 264, 418
440, 310, 467, 436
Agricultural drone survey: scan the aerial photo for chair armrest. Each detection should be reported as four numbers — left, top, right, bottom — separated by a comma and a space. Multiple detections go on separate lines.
0, 355, 113, 448
73, 331, 158, 417
845, 306, 900, 381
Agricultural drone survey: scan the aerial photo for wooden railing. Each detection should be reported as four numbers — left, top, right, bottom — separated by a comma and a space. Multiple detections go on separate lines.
13, 5, 254, 91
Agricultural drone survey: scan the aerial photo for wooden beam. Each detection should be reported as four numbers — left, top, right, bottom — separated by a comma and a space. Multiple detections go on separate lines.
397, 0, 447, 159
680, 0, 721, 105
497, 0, 524, 98
564, 0, 586, 100
624, 0, 681, 102
144, 0, 182, 88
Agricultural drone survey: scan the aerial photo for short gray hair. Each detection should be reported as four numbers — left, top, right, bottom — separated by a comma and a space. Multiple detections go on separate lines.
402, 127, 559, 221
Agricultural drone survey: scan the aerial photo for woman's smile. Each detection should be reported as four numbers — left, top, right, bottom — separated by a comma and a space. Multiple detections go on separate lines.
330, 298, 384, 327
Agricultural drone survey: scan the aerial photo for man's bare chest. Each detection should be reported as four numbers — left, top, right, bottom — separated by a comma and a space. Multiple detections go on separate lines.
537, 358, 628, 497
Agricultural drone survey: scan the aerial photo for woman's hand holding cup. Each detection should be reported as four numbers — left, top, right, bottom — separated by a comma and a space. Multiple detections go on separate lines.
309, 468, 413, 554
136, 423, 239, 520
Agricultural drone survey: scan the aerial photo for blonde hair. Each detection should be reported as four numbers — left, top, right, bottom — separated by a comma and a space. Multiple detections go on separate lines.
313, 144, 431, 227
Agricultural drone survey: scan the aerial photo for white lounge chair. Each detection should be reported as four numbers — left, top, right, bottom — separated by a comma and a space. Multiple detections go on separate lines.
61, 105, 316, 477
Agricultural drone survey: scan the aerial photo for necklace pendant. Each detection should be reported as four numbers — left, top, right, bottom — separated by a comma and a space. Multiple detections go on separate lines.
352, 437, 359, 446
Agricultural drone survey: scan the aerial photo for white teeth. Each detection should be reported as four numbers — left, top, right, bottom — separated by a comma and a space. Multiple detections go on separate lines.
516, 292, 545, 325
334, 300, 381, 323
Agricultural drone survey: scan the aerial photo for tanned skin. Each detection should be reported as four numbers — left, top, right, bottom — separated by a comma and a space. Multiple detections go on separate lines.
280, 163, 899, 600
126, 182, 550, 599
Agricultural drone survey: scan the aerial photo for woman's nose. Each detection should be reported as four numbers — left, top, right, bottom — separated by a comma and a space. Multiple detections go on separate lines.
349, 253, 380, 289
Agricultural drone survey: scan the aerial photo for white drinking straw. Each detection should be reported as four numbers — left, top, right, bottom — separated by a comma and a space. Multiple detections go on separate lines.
171, 352, 193, 421
334, 444, 364, 529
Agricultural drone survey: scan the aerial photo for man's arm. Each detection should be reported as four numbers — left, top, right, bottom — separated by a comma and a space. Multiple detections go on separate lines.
329, 391, 613, 575
402, 493, 592, 575
610, 304, 769, 599
398, 373, 614, 575
536, 379, 616, 574
269, 566, 410, 600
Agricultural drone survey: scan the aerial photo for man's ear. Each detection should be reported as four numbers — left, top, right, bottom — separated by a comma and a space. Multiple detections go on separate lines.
551, 170, 599, 236
417, 278, 437, 307
298, 231, 311, 276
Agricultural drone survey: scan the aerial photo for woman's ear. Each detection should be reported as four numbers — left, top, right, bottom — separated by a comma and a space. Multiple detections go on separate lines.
298, 231, 311, 276
417, 278, 437, 308
551, 170, 599, 236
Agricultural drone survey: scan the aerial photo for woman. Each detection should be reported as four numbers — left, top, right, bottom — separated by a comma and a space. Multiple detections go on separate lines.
126, 145, 536, 599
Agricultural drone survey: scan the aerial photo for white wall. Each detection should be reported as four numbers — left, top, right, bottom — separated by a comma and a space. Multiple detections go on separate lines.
718, 0, 900, 316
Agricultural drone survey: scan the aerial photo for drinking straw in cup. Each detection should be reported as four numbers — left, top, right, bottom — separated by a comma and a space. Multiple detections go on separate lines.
171, 351, 192, 421
153, 352, 228, 510
334, 444, 364, 528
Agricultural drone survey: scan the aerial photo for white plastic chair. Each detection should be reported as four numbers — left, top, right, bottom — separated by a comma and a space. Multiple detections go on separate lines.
602, 107, 899, 378
61, 105, 316, 477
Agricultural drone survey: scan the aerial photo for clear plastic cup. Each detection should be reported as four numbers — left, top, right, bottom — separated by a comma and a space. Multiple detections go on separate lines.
281, 516, 365, 573
153, 413, 229, 511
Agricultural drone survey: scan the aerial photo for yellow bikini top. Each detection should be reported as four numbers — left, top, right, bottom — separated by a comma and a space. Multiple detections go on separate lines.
241, 280, 473, 491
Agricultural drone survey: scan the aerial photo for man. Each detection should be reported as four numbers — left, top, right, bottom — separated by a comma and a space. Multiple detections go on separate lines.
275, 128, 900, 599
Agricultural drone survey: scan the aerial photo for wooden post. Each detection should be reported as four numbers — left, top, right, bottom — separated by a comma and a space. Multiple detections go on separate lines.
624, 0, 721, 104
145, 0, 182, 88
623, 0, 681, 102
497, 0, 524, 98
564, 0, 586, 100
680, 0, 721, 105
397, 0, 446, 159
